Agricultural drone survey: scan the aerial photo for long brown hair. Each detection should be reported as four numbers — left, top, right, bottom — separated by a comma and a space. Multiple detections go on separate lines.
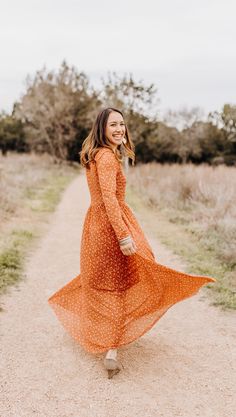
79, 107, 135, 168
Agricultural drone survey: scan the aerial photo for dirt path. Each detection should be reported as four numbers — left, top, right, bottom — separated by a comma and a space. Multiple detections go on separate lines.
1, 173, 235, 417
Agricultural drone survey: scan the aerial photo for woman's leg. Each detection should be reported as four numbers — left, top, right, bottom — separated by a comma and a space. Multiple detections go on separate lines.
105, 348, 117, 360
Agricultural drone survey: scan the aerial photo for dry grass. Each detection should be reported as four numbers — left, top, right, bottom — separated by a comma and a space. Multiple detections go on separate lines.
0, 152, 79, 299
0, 152, 77, 222
127, 162, 236, 309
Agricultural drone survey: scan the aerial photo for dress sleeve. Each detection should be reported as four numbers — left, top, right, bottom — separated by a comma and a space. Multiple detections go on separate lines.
96, 150, 131, 241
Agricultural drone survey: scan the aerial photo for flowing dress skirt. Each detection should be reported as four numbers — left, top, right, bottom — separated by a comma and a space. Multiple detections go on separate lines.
48, 201, 216, 353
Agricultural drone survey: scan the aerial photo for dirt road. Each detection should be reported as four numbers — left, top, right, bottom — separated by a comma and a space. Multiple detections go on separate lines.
1, 173, 235, 417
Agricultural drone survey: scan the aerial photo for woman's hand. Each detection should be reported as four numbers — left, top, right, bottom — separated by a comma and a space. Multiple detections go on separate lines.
119, 236, 137, 256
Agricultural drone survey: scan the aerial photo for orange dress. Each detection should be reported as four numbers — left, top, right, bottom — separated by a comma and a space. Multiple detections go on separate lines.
48, 147, 216, 354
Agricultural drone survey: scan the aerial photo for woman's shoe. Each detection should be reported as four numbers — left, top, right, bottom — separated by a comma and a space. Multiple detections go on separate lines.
103, 348, 123, 379
103, 357, 123, 379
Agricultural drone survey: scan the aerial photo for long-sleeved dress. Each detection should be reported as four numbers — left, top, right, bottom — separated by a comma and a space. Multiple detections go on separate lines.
48, 147, 216, 354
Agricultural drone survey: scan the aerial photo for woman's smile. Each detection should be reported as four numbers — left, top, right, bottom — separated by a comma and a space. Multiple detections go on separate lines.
105, 111, 126, 147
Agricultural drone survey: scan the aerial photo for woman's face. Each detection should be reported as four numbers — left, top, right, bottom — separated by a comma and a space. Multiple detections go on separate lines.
105, 111, 126, 148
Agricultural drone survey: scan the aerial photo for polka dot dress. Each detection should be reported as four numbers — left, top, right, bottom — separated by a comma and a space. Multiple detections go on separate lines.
48, 148, 216, 354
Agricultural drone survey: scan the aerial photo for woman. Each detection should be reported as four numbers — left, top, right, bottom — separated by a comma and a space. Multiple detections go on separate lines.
48, 107, 216, 379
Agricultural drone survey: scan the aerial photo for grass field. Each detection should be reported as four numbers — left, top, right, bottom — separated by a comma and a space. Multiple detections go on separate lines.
0, 152, 79, 304
126, 162, 236, 310
1, 153, 235, 311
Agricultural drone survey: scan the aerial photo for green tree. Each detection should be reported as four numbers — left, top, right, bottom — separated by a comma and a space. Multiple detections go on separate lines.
182, 121, 225, 164
0, 112, 27, 156
209, 104, 236, 165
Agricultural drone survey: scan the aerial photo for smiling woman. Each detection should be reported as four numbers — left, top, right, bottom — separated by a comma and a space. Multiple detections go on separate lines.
48, 107, 216, 379
105, 113, 126, 148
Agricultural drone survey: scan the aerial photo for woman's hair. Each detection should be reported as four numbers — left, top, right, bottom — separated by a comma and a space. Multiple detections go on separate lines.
79, 107, 135, 168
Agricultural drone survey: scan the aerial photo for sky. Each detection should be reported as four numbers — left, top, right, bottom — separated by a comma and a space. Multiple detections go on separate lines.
1, 0, 236, 118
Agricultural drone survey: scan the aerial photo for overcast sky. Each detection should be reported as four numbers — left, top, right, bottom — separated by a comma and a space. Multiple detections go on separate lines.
1, 0, 235, 117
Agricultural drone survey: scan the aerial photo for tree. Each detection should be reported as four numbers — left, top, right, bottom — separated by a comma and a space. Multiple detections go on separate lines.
100, 71, 159, 120
209, 104, 236, 165
0, 112, 27, 156
163, 106, 205, 131
14, 61, 100, 162
182, 121, 225, 164
150, 122, 182, 163
98, 71, 160, 161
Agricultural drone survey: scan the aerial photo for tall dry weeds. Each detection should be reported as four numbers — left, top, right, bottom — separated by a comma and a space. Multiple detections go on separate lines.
128, 162, 236, 268
0, 152, 66, 224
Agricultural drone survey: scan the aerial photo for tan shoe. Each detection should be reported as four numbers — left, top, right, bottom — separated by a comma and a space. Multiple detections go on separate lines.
103, 357, 123, 379
104, 348, 124, 379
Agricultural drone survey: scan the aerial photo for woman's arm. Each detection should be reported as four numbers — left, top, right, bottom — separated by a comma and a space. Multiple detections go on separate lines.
96, 150, 131, 241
